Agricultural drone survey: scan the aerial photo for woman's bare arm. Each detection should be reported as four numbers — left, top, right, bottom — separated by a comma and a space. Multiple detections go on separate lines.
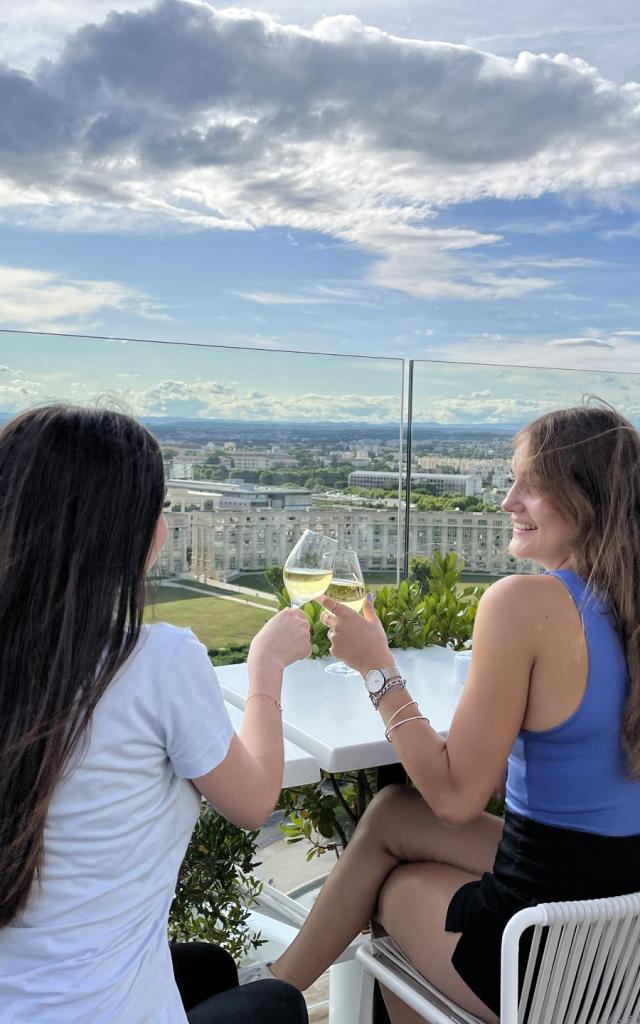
192, 608, 311, 829
322, 576, 537, 825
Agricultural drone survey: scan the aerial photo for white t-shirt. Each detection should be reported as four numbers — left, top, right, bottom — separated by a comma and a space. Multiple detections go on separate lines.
0, 623, 235, 1024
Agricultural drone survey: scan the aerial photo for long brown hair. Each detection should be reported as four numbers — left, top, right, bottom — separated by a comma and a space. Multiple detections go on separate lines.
517, 400, 640, 776
0, 405, 165, 925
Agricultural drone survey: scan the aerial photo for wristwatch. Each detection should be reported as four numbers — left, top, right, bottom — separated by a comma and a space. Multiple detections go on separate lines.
364, 666, 406, 710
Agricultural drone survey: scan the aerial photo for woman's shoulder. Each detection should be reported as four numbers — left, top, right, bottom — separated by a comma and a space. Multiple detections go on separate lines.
478, 573, 568, 626
135, 622, 206, 663
480, 572, 557, 603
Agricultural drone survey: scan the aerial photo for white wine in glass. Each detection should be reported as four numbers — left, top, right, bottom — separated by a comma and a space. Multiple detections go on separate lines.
325, 549, 366, 675
324, 578, 366, 613
283, 530, 337, 607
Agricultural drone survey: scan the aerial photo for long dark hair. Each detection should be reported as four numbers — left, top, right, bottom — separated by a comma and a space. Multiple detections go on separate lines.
517, 400, 640, 775
0, 405, 165, 925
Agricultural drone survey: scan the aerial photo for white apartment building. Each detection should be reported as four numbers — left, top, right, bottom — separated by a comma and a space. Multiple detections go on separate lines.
349, 471, 483, 497
222, 447, 299, 471
150, 510, 190, 578
166, 460, 194, 480
165, 480, 312, 511
190, 506, 540, 580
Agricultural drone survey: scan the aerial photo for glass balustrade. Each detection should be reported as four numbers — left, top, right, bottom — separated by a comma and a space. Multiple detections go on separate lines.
408, 357, 640, 584
0, 329, 405, 655
2, 329, 639, 652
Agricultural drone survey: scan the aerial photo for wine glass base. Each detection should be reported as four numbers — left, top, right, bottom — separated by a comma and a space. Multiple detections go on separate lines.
325, 660, 360, 676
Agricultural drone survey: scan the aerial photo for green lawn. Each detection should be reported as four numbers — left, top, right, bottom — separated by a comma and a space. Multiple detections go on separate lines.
148, 578, 276, 610
231, 572, 282, 594
145, 586, 273, 648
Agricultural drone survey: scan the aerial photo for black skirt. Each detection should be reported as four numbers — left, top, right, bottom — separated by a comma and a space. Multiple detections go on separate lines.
445, 810, 640, 1016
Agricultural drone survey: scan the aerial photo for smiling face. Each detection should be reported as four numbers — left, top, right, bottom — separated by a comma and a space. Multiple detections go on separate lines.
502, 443, 578, 571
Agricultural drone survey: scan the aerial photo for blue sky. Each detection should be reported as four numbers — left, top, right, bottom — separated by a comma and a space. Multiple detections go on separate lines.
0, 1, 639, 422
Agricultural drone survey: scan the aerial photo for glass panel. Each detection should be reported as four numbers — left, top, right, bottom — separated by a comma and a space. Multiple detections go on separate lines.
0, 330, 403, 655
407, 359, 640, 583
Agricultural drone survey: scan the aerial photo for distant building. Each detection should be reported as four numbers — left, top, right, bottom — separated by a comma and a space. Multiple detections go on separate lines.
190, 505, 541, 580
166, 460, 194, 480
348, 471, 482, 497
149, 511, 190, 578
221, 446, 298, 471
166, 479, 312, 510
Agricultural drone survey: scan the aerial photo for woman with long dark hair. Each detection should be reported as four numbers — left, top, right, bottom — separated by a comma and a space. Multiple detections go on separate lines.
0, 405, 310, 1024
245, 401, 640, 1023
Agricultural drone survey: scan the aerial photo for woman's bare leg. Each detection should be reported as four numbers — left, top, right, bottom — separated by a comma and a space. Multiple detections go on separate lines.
375, 861, 499, 1024
271, 784, 502, 992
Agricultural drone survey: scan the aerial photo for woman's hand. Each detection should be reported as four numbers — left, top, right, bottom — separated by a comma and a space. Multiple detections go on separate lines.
247, 607, 312, 673
317, 594, 393, 677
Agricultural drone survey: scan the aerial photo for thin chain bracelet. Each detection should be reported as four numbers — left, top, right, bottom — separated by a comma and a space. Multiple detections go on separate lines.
385, 714, 430, 742
246, 693, 283, 712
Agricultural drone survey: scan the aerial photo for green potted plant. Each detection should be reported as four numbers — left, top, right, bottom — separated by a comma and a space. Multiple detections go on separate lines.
169, 804, 265, 961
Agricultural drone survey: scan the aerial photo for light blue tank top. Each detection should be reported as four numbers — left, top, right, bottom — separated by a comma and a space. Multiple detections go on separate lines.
506, 569, 640, 836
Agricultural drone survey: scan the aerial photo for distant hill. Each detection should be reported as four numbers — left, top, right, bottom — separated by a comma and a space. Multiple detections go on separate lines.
0, 411, 525, 436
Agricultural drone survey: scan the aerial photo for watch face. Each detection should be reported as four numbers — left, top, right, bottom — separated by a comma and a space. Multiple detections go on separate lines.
365, 669, 385, 694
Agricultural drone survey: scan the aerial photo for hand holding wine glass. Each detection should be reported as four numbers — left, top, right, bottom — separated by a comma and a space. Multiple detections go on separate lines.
324, 549, 367, 675
283, 529, 337, 608
318, 591, 393, 678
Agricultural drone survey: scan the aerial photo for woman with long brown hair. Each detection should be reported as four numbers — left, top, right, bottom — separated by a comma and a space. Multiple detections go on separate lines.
245, 400, 640, 1023
0, 405, 311, 1024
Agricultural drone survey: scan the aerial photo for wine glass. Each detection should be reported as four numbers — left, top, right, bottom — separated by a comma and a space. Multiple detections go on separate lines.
283, 530, 337, 608
324, 548, 366, 676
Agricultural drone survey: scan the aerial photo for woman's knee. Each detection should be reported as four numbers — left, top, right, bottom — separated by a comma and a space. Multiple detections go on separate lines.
187, 979, 308, 1024
357, 783, 427, 842
376, 862, 423, 929
242, 980, 308, 1023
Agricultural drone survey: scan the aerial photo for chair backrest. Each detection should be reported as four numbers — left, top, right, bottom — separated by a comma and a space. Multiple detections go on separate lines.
501, 892, 640, 1024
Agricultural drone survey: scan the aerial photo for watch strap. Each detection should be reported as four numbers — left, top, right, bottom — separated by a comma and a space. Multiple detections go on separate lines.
369, 677, 406, 710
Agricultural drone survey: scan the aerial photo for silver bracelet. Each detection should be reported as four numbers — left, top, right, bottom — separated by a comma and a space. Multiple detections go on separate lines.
385, 700, 418, 727
385, 715, 430, 742
370, 678, 406, 710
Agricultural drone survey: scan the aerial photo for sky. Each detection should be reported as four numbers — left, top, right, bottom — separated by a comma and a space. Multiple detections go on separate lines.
1, 1, 640, 423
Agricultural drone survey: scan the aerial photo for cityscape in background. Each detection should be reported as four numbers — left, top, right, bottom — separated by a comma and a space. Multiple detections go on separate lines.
3, 329, 639, 643
155, 419, 530, 586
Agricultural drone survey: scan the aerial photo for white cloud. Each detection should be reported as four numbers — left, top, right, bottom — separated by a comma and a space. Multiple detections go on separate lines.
0, 362, 46, 409
0, 264, 170, 330
547, 336, 616, 349
233, 290, 331, 306
0, 372, 402, 422
421, 329, 640, 373
600, 221, 640, 239
1, 2, 640, 302
497, 214, 598, 235
3, 1, 638, 86
412, 392, 546, 424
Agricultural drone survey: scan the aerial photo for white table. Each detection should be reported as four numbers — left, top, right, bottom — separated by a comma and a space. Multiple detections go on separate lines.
219, 646, 462, 774
223, 702, 321, 787
220, 652, 463, 1024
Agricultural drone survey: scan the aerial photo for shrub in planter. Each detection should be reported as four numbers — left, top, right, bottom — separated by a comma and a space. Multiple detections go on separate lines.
208, 643, 251, 666
169, 804, 264, 962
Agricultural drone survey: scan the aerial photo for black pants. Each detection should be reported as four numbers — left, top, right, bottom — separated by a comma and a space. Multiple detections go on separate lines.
170, 942, 308, 1024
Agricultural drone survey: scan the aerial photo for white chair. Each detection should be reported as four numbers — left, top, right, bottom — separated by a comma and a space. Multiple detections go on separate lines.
356, 890, 640, 1023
